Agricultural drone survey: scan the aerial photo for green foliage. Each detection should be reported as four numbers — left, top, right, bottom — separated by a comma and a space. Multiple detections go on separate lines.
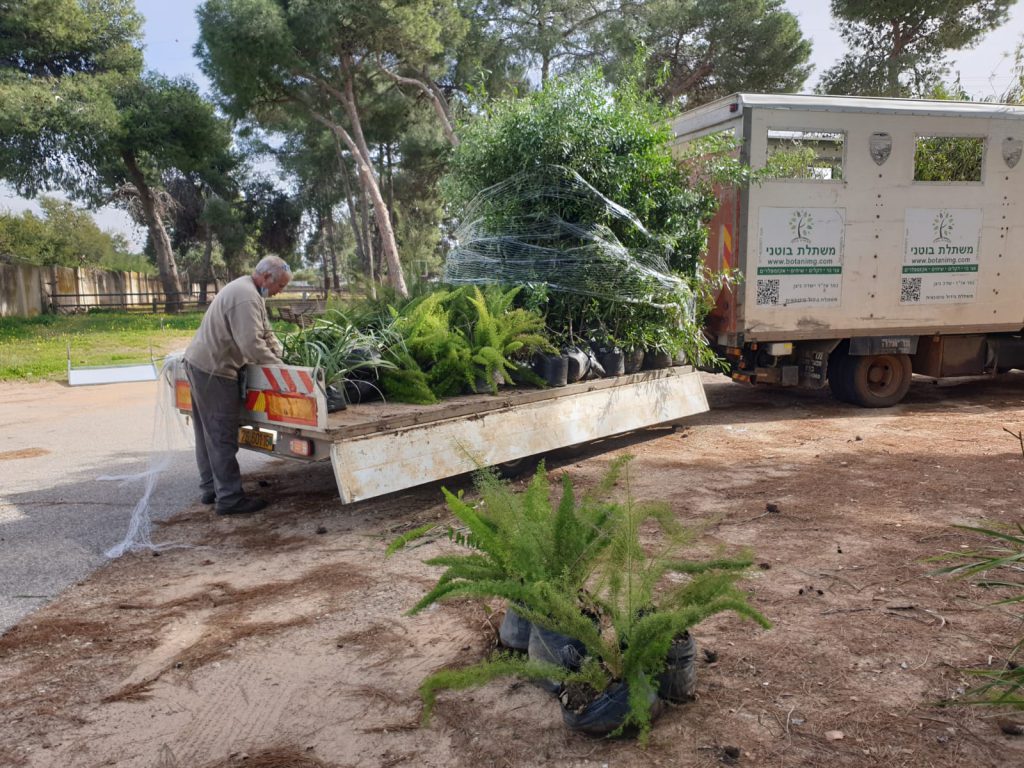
380, 285, 553, 401
444, 72, 736, 368
914, 136, 985, 182
405, 457, 770, 741
601, 0, 812, 107
0, 311, 205, 381
820, 1, 1016, 97
419, 652, 570, 724
933, 523, 1024, 708
280, 309, 397, 391
445, 72, 687, 255
0, 197, 148, 271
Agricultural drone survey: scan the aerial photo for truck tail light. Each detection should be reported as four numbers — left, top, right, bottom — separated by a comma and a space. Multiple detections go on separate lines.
288, 438, 313, 457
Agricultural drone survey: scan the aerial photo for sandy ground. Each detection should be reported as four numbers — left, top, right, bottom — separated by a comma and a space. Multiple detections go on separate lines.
2, 373, 1024, 767
0, 379, 273, 632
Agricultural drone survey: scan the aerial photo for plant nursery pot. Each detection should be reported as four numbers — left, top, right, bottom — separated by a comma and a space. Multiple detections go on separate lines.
533, 353, 569, 387
343, 377, 382, 404
563, 347, 590, 383
597, 349, 625, 377
473, 369, 506, 394
499, 607, 532, 652
642, 349, 673, 370
560, 681, 663, 738
528, 624, 586, 694
656, 632, 697, 703
623, 347, 645, 374
324, 385, 347, 412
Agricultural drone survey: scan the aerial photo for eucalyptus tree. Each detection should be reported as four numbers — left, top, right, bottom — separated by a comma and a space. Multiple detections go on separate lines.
196, 0, 465, 299
820, 0, 1018, 97
598, 0, 811, 107
0, 0, 234, 311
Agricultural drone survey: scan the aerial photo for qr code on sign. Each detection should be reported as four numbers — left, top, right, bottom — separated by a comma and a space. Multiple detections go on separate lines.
900, 277, 922, 303
756, 279, 780, 306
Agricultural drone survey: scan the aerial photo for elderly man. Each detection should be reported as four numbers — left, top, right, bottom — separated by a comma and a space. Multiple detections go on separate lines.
184, 256, 292, 514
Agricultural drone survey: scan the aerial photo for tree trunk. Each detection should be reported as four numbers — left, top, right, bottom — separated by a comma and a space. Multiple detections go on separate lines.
335, 138, 367, 274
336, 60, 407, 298
122, 151, 184, 313
308, 64, 407, 297
199, 223, 214, 306
323, 211, 341, 291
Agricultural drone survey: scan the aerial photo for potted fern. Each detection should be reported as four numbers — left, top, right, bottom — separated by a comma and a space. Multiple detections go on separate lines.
396, 459, 771, 741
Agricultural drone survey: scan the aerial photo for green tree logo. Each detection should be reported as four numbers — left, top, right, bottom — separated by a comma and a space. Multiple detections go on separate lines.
789, 210, 814, 243
933, 210, 954, 243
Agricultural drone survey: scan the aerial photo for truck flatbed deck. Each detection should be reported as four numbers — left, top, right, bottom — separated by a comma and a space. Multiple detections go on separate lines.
173, 361, 709, 503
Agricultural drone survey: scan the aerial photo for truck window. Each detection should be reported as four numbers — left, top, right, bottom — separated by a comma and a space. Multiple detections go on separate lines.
764, 129, 845, 181
914, 136, 985, 182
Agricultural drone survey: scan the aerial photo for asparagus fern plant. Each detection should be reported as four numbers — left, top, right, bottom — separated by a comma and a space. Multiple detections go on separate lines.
396, 458, 771, 742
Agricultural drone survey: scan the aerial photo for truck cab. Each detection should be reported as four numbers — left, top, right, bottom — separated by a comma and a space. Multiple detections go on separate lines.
672, 93, 1024, 406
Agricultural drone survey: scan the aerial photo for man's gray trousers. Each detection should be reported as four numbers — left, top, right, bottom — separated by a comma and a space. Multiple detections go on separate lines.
184, 361, 244, 507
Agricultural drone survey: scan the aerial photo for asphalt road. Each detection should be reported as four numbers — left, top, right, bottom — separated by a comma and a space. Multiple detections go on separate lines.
0, 378, 275, 633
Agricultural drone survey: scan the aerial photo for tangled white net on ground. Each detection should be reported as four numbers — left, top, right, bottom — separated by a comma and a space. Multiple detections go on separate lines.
443, 165, 695, 315
102, 353, 192, 558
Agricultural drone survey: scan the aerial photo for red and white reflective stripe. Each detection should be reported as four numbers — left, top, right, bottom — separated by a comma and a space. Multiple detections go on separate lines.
280, 368, 298, 392
262, 367, 282, 392
257, 365, 318, 395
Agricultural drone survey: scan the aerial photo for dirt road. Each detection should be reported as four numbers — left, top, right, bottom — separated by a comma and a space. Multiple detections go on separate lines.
0, 379, 274, 632
2, 373, 1024, 768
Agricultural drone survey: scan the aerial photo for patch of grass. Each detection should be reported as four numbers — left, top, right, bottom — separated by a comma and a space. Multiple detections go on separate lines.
0, 312, 208, 381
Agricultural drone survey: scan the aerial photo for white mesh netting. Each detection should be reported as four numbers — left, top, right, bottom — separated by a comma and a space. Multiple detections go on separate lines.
443, 165, 696, 314
102, 353, 192, 558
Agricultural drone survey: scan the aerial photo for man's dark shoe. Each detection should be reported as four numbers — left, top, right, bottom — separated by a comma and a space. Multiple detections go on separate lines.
201, 491, 216, 505
215, 496, 268, 516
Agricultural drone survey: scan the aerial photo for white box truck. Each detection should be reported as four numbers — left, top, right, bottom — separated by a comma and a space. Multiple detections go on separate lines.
671, 93, 1024, 406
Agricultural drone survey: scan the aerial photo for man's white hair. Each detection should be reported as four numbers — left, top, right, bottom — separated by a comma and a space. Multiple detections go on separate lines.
254, 255, 291, 279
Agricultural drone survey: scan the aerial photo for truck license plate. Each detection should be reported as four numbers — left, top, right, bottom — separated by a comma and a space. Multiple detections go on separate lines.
239, 428, 275, 452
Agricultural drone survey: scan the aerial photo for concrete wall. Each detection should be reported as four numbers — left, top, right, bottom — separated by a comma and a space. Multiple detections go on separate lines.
0, 262, 45, 317
0, 260, 170, 317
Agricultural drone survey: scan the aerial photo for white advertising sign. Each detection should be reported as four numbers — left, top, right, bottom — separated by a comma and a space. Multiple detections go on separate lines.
756, 207, 846, 308
901, 208, 982, 305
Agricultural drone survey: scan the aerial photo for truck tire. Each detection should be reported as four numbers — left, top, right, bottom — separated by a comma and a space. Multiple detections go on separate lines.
843, 353, 912, 407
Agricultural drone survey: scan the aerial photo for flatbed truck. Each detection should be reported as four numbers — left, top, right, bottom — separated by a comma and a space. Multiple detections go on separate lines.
171, 361, 708, 503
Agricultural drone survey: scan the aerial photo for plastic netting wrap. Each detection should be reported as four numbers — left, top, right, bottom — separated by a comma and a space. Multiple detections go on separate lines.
102, 353, 191, 558
443, 165, 696, 317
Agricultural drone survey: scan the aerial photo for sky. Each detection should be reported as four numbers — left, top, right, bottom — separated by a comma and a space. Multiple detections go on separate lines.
3, 0, 1023, 247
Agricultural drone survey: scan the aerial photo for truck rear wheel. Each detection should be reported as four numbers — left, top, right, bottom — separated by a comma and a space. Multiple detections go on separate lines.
839, 353, 912, 408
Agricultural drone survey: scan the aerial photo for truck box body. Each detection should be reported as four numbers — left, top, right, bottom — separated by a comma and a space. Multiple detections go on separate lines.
671, 93, 1024, 405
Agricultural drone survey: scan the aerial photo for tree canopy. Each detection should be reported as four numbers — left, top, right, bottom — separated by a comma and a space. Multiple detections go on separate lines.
0, 197, 148, 272
601, 0, 812, 106
0, 0, 235, 310
820, 0, 1018, 96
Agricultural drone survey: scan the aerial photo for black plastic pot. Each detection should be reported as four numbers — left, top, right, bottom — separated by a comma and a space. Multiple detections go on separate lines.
560, 681, 662, 738
563, 347, 590, 383
597, 349, 625, 377
623, 347, 645, 374
533, 353, 569, 387
325, 385, 347, 412
499, 607, 532, 651
528, 624, 586, 693
642, 349, 673, 370
657, 632, 697, 703
344, 377, 383, 404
